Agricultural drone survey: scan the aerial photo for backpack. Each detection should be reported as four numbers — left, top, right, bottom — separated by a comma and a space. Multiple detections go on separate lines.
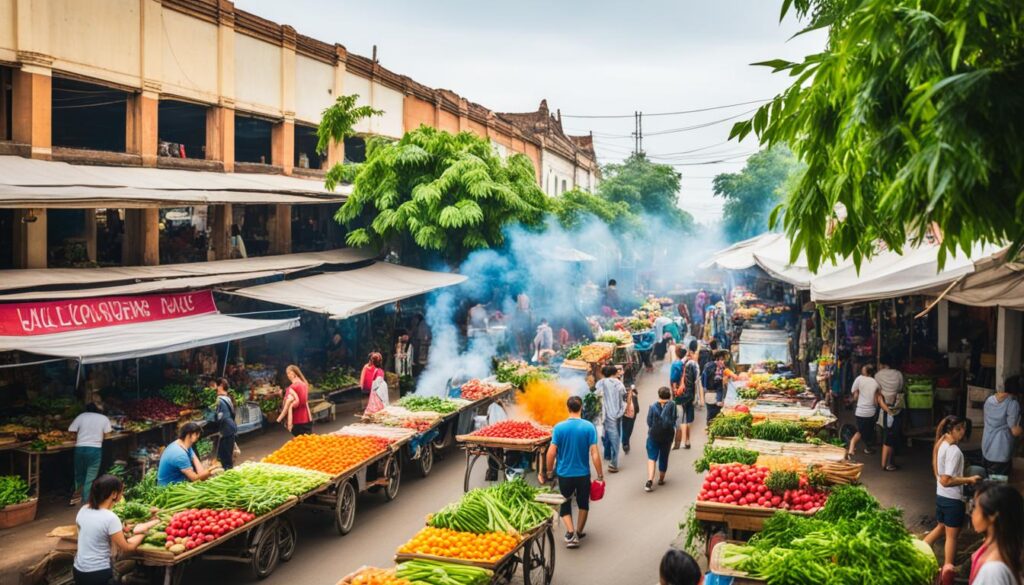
649, 402, 676, 443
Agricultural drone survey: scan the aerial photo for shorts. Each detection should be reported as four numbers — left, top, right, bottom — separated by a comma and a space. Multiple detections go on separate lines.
558, 475, 591, 516
646, 437, 672, 472
291, 422, 314, 436
881, 412, 901, 448
854, 415, 876, 441
983, 459, 1012, 477
935, 495, 965, 528
73, 567, 114, 585
676, 402, 695, 425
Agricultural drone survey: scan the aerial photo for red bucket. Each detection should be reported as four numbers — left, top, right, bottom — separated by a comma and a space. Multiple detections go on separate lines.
590, 480, 606, 502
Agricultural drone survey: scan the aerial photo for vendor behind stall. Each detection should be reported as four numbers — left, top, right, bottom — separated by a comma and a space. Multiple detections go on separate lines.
68, 403, 112, 506
157, 422, 212, 486
212, 378, 238, 470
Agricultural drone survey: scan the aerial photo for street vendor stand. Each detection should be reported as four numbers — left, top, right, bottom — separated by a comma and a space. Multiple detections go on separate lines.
736, 328, 791, 366
456, 428, 552, 493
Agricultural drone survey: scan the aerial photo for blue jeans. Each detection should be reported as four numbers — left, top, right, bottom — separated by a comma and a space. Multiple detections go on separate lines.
603, 419, 621, 468
74, 447, 102, 503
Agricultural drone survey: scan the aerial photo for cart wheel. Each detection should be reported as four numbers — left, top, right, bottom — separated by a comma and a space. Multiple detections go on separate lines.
463, 452, 482, 493
431, 423, 452, 451
522, 525, 556, 585
277, 516, 297, 562
384, 457, 401, 501
251, 522, 281, 579
334, 479, 358, 535
417, 443, 434, 477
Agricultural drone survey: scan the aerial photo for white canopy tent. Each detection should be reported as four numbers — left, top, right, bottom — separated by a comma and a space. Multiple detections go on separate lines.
0, 313, 298, 364
0, 248, 373, 293
700, 232, 852, 289
699, 232, 781, 271
0, 155, 350, 208
539, 246, 597, 263
230, 262, 468, 320
809, 242, 1004, 304
922, 249, 1024, 310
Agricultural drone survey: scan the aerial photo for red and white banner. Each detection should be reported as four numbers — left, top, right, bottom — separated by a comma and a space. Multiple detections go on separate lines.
0, 290, 217, 336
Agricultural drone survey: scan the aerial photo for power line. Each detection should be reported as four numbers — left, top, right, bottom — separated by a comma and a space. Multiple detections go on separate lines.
579, 108, 757, 139
561, 98, 770, 119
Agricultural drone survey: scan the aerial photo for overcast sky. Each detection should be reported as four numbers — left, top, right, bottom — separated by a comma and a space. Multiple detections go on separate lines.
238, 0, 825, 225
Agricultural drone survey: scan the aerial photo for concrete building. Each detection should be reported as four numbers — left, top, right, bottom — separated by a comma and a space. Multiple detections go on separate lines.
500, 100, 600, 197
0, 0, 599, 268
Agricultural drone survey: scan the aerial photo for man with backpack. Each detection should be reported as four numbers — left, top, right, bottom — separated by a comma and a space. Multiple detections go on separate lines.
645, 386, 679, 492
669, 340, 700, 449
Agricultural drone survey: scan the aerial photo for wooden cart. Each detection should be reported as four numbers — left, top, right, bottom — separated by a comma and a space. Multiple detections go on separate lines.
296, 429, 412, 536
695, 500, 817, 559
132, 495, 306, 585
455, 432, 552, 493
394, 518, 557, 585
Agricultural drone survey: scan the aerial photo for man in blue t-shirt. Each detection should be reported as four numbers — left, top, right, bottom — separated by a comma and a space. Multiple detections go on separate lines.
542, 396, 603, 549
157, 422, 212, 486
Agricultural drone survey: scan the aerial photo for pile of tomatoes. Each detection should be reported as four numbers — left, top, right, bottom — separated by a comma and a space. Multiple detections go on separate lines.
164, 508, 254, 551
697, 463, 828, 512
460, 379, 503, 401
471, 421, 550, 440
263, 434, 391, 476
401, 419, 435, 432
398, 526, 519, 563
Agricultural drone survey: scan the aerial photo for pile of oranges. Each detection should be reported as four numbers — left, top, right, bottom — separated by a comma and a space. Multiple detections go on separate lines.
398, 527, 519, 563
345, 567, 411, 585
263, 434, 391, 476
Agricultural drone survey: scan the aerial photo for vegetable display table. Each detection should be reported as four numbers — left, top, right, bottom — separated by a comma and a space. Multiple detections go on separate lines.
394, 518, 556, 585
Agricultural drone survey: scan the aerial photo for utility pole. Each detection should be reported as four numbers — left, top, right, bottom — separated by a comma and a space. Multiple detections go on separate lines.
631, 111, 644, 156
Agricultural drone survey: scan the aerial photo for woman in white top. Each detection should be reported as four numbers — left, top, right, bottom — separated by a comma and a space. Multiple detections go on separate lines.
74, 474, 158, 585
847, 364, 880, 460
925, 416, 983, 574
969, 482, 1023, 585
68, 403, 112, 506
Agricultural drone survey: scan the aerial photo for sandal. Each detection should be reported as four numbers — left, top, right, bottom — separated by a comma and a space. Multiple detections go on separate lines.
883, 464, 900, 472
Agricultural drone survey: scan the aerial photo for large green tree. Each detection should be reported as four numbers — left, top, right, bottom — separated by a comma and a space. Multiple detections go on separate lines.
733, 0, 1024, 269
598, 154, 695, 233
713, 148, 803, 242
333, 125, 549, 264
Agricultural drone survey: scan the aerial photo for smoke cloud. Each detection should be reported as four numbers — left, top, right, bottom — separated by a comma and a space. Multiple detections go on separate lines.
412, 212, 729, 396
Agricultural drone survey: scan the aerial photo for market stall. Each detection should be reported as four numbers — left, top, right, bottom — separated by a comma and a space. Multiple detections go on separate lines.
456, 420, 552, 493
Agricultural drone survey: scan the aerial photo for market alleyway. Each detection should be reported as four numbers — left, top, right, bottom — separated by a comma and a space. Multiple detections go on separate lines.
1, 359, 945, 585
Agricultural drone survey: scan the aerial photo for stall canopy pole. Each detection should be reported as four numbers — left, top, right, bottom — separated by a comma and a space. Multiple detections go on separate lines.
877, 302, 883, 371
222, 341, 231, 377
74, 360, 83, 391
136, 358, 140, 399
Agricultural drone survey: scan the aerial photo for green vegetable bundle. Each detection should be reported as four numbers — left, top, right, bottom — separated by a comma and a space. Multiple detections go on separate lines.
749, 420, 807, 443
194, 438, 213, 459
720, 487, 937, 584
150, 462, 330, 515
764, 470, 800, 493
708, 414, 753, 440
428, 478, 553, 534
317, 367, 359, 391
563, 343, 584, 360
125, 469, 162, 505
398, 396, 461, 414
693, 444, 759, 472
113, 500, 152, 523
0, 475, 30, 509
160, 384, 196, 407
396, 560, 491, 584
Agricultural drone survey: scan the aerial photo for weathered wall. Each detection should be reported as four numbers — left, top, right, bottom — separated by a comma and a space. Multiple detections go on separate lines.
294, 54, 334, 124
234, 32, 282, 115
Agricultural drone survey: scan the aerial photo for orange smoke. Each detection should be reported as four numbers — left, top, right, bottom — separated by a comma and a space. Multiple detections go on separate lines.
515, 380, 571, 427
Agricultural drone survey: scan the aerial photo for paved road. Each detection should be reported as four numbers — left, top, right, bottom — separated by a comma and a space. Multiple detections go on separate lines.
183, 361, 706, 585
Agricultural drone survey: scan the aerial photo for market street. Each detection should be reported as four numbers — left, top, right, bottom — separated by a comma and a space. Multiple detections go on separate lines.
179, 362, 705, 585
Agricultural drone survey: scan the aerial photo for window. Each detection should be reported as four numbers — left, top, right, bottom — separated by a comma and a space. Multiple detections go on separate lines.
294, 124, 323, 169
343, 136, 366, 163
95, 209, 124, 266
47, 209, 89, 267
159, 207, 208, 265
561, 179, 567, 195
52, 77, 128, 152
234, 114, 273, 164
1, 67, 11, 141
158, 100, 207, 159
291, 204, 344, 252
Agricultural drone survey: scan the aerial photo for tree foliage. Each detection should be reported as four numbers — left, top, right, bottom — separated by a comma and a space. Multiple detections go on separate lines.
316, 94, 383, 159
598, 154, 695, 233
733, 0, 1024, 269
552, 188, 639, 233
713, 148, 803, 242
334, 126, 549, 263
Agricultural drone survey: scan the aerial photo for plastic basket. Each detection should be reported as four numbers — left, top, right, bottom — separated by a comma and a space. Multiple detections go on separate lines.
907, 388, 934, 410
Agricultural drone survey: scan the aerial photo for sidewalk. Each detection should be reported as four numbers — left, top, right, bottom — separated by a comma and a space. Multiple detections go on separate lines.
0, 403, 361, 585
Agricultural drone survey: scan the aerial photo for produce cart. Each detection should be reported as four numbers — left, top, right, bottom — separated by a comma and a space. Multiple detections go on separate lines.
132, 495, 309, 585
394, 517, 557, 585
456, 428, 552, 493
295, 427, 413, 536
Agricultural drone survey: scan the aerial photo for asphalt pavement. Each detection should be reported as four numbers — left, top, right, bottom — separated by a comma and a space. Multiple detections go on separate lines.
184, 360, 703, 585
